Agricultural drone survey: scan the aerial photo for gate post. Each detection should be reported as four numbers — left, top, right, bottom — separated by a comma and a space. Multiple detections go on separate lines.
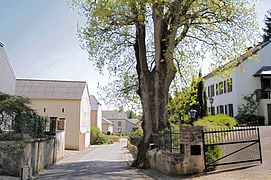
179, 126, 205, 174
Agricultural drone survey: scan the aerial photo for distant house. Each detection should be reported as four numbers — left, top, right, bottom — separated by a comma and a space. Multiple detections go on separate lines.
126, 119, 141, 132
90, 95, 102, 131
0, 42, 16, 95
102, 117, 113, 133
204, 40, 271, 125
102, 111, 127, 133
16, 79, 91, 150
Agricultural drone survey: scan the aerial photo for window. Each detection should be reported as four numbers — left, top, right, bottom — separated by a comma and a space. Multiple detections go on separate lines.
44, 108, 46, 113
228, 104, 234, 117
219, 82, 223, 94
208, 86, 210, 97
62, 108, 65, 113
219, 105, 224, 114
211, 107, 215, 115
118, 121, 122, 126
210, 85, 215, 97
227, 78, 232, 92
216, 106, 219, 114
223, 80, 227, 93
263, 78, 271, 89
225, 105, 228, 115
216, 83, 219, 95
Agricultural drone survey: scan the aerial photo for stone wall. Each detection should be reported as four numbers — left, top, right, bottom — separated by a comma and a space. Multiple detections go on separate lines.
127, 141, 138, 158
148, 126, 205, 175
0, 134, 64, 177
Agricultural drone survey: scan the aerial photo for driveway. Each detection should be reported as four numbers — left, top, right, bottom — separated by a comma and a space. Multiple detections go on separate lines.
37, 139, 153, 180
144, 126, 271, 180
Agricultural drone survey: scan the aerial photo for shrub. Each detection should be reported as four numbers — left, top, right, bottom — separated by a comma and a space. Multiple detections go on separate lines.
90, 126, 107, 145
206, 145, 223, 171
235, 114, 265, 126
129, 126, 143, 146
106, 135, 120, 144
194, 114, 237, 129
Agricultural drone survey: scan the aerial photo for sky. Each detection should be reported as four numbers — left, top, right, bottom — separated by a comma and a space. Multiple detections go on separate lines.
0, 0, 271, 109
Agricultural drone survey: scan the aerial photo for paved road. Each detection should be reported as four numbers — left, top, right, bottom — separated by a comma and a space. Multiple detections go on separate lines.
37, 140, 153, 180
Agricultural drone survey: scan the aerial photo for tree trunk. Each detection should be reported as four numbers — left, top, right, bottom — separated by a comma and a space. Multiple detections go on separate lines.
132, 3, 177, 168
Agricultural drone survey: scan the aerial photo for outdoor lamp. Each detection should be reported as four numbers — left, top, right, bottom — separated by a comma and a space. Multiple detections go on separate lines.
209, 97, 214, 105
189, 109, 197, 119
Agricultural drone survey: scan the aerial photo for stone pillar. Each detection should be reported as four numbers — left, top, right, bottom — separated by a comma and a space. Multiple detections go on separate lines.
179, 126, 205, 174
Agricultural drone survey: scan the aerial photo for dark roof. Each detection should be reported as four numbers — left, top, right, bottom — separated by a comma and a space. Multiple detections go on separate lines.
204, 40, 271, 79
254, 66, 271, 77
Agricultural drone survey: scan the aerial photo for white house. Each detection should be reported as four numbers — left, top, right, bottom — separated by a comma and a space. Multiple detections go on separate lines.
90, 95, 102, 131
0, 42, 16, 95
16, 79, 91, 150
204, 40, 271, 125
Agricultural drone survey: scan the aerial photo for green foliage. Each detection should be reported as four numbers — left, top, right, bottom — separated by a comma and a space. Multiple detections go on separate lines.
196, 71, 208, 118
206, 145, 223, 171
0, 142, 25, 151
235, 114, 265, 126
168, 72, 207, 125
105, 135, 120, 144
0, 92, 47, 139
263, 10, 271, 43
0, 132, 31, 141
236, 92, 263, 125
73, 0, 259, 109
237, 92, 259, 115
90, 126, 107, 145
194, 114, 237, 129
129, 126, 143, 146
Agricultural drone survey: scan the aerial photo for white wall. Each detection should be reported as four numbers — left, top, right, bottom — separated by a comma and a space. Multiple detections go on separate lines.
80, 85, 91, 147
0, 45, 16, 95
97, 104, 102, 131
204, 42, 271, 123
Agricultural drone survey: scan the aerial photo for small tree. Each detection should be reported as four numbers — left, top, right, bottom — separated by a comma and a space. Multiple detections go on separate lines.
168, 71, 207, 125
196, 71, 207, 118
263, 10, 271, 43
237, 92, 259, 115
235, 92, 264, 125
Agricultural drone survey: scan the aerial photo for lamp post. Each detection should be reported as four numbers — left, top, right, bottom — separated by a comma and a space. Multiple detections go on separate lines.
188, 109, 197, 125
209, 97, 214, 115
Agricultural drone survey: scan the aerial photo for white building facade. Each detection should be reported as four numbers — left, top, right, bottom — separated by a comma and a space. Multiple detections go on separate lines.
204, 41, 271, 125
0, 42, 16, 94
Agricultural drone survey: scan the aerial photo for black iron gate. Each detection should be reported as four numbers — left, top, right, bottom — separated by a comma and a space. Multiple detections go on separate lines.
203, 127, 262, 171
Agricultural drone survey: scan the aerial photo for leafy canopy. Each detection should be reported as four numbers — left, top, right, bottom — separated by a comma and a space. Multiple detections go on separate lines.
73, 0, 259, 108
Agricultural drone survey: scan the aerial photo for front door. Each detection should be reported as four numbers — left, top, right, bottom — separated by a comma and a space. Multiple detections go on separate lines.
268, 104, 271, 125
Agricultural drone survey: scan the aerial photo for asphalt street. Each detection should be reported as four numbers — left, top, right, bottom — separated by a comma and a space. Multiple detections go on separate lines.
37, 139, 153, 180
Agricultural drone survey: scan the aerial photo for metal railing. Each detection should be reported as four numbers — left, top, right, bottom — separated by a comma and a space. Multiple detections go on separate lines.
153, 129, 180, 153
255, 89, 271, 99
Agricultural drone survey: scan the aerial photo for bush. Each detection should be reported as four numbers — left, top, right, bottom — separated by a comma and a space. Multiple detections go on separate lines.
235, 114, 264, 126
194, 114, 237, 129
90, 126, 107, 145
129, 126, 143, 146
106, 135, 120, 144
206, 145, 223, 171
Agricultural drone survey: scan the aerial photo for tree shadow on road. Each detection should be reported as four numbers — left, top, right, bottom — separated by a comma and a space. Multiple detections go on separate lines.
37, 160, 148, 180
